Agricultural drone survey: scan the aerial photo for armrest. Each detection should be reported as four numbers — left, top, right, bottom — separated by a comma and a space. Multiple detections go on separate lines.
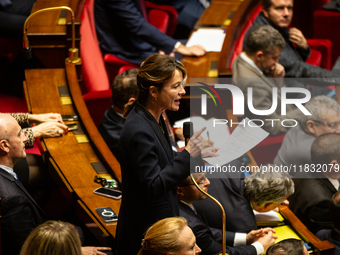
145, 1, 178, 37
307, 39, 332, 70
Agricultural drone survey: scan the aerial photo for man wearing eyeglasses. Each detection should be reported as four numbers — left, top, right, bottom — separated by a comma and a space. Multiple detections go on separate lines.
177, 173, 277, 255
274, 95, 340, 171
288, 133, 340, 234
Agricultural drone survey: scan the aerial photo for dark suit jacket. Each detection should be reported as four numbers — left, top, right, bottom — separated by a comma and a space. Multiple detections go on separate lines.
194, 170, 257, 234
179, 202, 257, 255
0, 167, 47, 255
114, 102, 194, 255
316, 229, 340, 255
98, 106, 125, 161
289, 172, 337, 233
244, 12, 340, 84
95, 0, 177, 65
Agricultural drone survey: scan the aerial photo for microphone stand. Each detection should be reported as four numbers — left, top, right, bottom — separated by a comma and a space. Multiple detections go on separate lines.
22, 6, 81, 63
190, 174, 227, 255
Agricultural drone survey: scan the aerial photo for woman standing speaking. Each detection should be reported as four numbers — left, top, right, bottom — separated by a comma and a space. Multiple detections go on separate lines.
115, 54, 205, 255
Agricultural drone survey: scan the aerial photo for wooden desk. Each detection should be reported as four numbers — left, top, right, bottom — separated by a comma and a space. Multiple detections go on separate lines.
182, 0, 247, 82
27, 0, 84, 68
24, 61, 121, 243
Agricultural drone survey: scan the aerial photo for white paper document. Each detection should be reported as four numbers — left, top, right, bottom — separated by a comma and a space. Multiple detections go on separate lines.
186, 28, 226, 52
203, 118, 269, 166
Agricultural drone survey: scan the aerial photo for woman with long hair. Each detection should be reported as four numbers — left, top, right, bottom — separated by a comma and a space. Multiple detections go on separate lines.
115, 54, 204, 255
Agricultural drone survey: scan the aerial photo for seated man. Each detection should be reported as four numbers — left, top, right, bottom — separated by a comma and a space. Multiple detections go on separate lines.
0, 114, 111, 255
177, 173, 276, 255
274, 96, 340, 169
98, 68, 139, 160
232, 25, 304, 135
316, 191, 340, 255
288, 133, 340, 234
95, 0, 206, 65
194, 167, 294, 234
244, 0, 340, 92
266, 238, 309, 255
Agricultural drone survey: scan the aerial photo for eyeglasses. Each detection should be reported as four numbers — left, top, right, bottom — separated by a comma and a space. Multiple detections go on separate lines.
313, 120, 340, 130
178, 177, 207, 187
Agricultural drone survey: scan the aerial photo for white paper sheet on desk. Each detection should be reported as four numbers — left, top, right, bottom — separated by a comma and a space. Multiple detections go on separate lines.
186, 28, 226, 52
203, 118, 269, 166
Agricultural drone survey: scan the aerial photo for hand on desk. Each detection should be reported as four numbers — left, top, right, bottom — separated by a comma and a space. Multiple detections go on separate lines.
29, 113, 64, 124
81, 246, 112, 255
32, 122, 68, 138
176, 44, 206, 57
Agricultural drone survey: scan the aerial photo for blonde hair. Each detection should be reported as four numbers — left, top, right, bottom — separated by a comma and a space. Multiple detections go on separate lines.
137, 217, 188, 255
20, 221, 82, 255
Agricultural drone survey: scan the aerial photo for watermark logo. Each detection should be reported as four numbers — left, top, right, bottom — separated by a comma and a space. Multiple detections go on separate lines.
199, 84, 312, 116
198, 82, 222, 115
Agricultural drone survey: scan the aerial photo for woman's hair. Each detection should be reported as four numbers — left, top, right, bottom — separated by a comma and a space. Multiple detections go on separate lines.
124, 54, 186, 117
137, 217, 188, 255
20, 220, 82, 255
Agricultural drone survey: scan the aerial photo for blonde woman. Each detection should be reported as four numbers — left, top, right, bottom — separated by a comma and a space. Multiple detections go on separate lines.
20, 221, 82, 255
138, 217, 201, 255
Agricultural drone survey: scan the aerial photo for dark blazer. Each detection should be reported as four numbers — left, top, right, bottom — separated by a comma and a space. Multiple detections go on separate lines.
179, 202, 257, 255
194, 170, 258, 234
114, 103, 194, 255
95, 0, 177, 65
98, 106, 125, 161
316, 229, 340, 255
244, 12, 340, 84
288, 172, 337, 233
0, 167, 47, 255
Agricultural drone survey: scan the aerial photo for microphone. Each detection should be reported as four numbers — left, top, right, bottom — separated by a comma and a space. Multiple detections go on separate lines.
183, 122, 193, 146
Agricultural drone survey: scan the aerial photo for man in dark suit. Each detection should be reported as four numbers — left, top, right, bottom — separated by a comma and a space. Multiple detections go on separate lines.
0, 114, 47, 255
289, 133, 340, 234
194, 169, 294, 234
0, 114, 112, 255
244, 0, 340, 91
98, 68, 139, 160
316, 191, 340, 255
177, 173, 276, 255
95, 0, 206, 65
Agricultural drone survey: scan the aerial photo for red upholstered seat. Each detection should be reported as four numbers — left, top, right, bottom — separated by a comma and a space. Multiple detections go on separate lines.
306, 39, 332, 70
314, 10, 340, 67
80, 0, 112, 126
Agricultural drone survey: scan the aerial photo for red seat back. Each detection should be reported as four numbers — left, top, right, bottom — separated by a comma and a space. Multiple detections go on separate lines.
230, 4, 262, 68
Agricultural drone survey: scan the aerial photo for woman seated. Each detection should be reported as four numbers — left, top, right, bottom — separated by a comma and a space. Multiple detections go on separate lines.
138, 217, 201, 255
20, 220, 82, 255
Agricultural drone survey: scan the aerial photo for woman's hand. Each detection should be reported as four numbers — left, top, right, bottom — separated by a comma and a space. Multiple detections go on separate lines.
29, 113, 63, 124
32, 122, 68, 138
185, 127, 206, 158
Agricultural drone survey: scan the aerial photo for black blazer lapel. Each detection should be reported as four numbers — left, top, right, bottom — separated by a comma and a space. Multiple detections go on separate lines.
0, 168, 47, 218
135, 102, 174, 162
